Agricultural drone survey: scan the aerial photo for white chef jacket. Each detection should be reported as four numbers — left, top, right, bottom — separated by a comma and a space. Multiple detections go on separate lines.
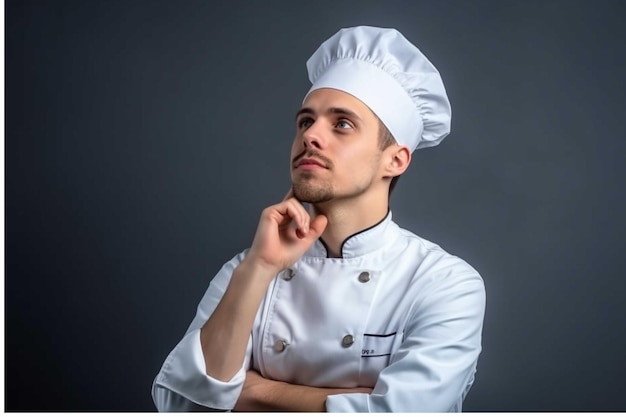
152, 212, 486, 412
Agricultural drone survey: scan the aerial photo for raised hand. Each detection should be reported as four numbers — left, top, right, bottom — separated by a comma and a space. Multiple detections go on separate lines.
244, 189, 328, 275
200, 190, 328, 382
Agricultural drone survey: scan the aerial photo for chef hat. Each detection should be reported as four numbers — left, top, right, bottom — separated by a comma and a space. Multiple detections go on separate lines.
305, 26, 451, 152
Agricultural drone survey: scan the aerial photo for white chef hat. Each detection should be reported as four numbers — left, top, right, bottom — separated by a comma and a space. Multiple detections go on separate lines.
305, 26, 451, 152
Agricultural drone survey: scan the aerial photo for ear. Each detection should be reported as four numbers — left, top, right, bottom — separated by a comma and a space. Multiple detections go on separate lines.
382, 145, 411, 178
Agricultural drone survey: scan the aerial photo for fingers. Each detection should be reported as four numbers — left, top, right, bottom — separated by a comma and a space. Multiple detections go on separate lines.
294, 213, 327, 245
279, 198, 310, 236
283, 186, 314, 216
276, 188, 325, 241
282, 188, 308, 233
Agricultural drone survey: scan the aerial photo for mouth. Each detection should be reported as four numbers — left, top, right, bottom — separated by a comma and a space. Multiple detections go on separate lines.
295, 158, 327, 170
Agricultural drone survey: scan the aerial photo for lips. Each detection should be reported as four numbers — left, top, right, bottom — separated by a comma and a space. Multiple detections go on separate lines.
296, 158, 327, 168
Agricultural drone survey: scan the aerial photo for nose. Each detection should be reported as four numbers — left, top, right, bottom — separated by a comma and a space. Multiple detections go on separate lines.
302, 120, 326, 150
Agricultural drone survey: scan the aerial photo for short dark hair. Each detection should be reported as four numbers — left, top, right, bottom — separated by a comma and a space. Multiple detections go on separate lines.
377, 120, 401, 195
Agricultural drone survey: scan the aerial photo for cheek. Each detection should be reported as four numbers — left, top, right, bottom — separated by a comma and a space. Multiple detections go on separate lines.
339, 148, 381, 177
336, 145, 368, 165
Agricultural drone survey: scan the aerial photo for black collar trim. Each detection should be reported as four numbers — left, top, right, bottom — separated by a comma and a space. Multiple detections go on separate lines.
318, 208, 391, 258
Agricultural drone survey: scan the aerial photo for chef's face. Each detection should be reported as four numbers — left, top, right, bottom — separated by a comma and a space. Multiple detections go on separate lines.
290, 88, 387, 204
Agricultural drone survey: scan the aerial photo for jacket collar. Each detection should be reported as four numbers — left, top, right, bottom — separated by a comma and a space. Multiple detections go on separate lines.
306, 210, 398, 259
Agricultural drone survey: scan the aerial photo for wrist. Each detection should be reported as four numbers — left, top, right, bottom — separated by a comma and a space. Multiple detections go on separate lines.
250, 377, 283, 409
237, 257, 282, 281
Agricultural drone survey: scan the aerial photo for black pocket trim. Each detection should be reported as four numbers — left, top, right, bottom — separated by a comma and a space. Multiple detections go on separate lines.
363, 332, 397, 338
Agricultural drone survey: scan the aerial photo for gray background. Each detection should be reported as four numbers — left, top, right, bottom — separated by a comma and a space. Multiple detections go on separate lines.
6, 0, 626, 411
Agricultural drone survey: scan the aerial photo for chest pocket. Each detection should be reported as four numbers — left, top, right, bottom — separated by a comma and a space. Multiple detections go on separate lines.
359, 331, 404, 387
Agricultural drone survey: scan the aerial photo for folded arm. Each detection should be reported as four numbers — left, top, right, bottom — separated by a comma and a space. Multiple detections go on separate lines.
234, 370, 372, 412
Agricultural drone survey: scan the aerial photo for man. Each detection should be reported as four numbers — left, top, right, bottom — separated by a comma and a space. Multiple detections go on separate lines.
152, 26, 486, 412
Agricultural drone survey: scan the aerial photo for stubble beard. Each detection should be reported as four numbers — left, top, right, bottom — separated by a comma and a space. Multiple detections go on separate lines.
292, 177, 335, 204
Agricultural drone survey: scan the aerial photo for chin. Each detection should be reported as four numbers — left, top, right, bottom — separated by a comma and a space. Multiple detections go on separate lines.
292, 182, 334, 204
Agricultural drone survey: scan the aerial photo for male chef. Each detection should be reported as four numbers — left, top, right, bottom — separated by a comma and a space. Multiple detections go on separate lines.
152, 26, 486, 412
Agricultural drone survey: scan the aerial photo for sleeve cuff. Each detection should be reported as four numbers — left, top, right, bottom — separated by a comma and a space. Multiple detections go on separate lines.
154, 328, 246, 410
326, 392, 369, 412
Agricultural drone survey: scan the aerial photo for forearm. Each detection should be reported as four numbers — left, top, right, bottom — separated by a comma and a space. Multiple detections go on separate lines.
200, 260, 276, 381
200, 193, 326, 384
235, 371, 372, 412
237, 380, 328, 412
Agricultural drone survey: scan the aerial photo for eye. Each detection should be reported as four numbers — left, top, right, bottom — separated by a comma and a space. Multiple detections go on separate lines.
336, 120, 353, 130
298, 117, 313, 129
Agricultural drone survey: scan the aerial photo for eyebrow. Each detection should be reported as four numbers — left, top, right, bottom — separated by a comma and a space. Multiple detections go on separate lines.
295, 107, 363, 122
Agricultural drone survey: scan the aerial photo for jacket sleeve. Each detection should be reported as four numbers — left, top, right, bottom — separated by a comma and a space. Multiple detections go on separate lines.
326, 260, 486, 412
151, 251, 252, 411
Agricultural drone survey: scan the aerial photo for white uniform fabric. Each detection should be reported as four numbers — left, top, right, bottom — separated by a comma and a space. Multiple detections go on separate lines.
152, 212, 486, 412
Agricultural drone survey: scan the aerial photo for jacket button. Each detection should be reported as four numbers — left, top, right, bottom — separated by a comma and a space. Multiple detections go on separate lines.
283, 268, 295, 281
358, 271, 370, 283
341, 334, 355, 347
274, 339, 289, 352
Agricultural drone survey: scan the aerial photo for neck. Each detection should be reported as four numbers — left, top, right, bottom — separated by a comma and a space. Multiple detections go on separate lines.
311, 192, 389, 258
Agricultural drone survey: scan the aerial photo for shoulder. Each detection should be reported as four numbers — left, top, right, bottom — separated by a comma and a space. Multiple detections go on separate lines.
393, 224, 484, 295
